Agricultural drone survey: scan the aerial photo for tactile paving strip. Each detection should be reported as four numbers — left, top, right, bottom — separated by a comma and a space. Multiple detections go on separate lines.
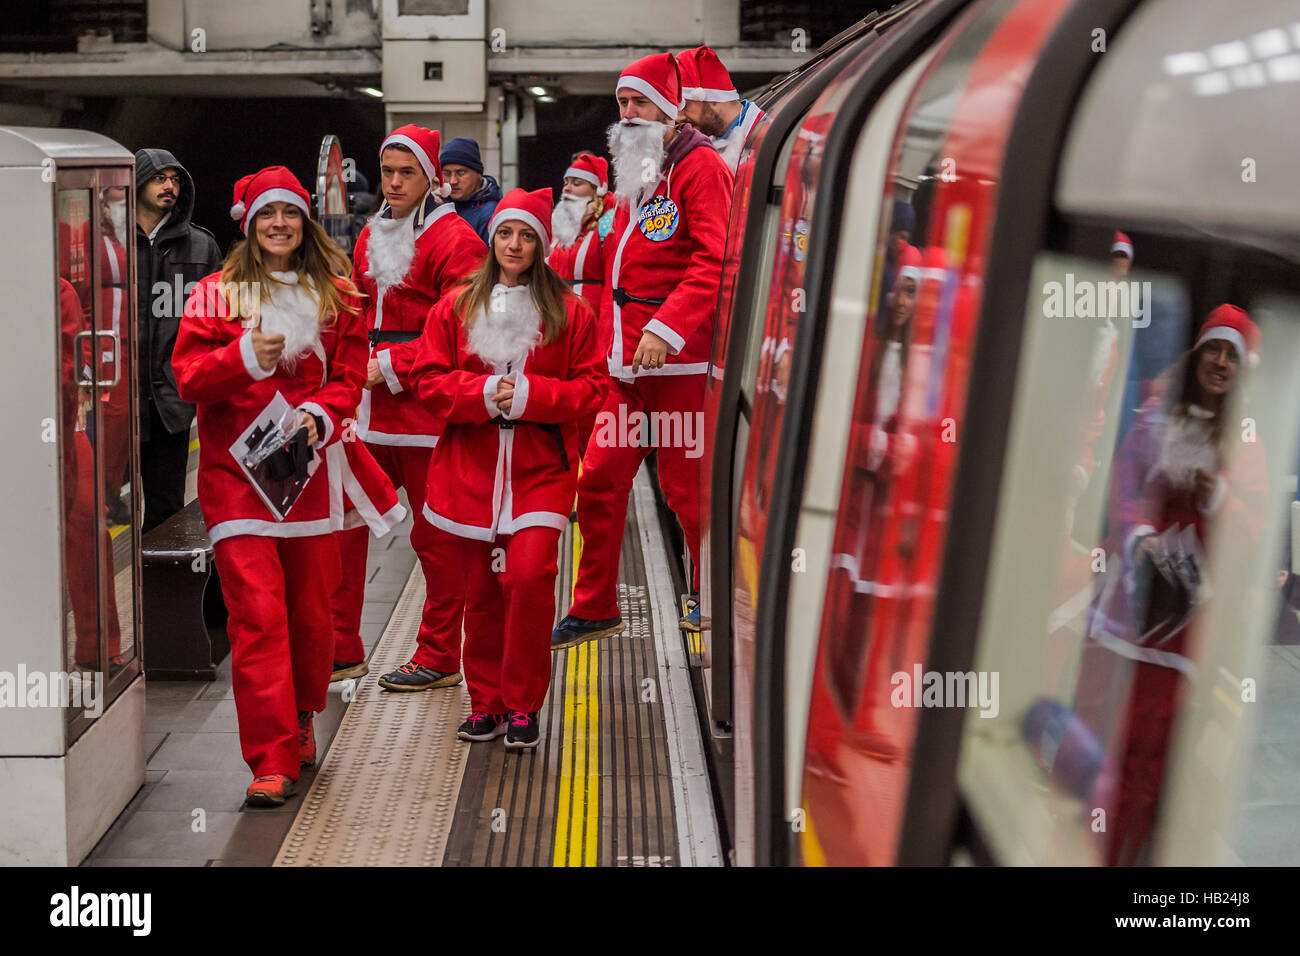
274, 565, 471, 866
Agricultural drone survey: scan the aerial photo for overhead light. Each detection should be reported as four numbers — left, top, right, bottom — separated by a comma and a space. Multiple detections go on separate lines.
527, 85, 547, 96
360, 86, 384, 98
538, 95, 555, 103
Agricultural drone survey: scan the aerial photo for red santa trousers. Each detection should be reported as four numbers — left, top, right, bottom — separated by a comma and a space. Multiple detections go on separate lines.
332, 442, 464, 672
215, 533, 340, 779
571, 375, 704, 620
452, 524, 562, 714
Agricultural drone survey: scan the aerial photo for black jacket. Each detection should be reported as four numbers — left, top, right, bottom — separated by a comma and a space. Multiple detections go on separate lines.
135, 148, 224, 437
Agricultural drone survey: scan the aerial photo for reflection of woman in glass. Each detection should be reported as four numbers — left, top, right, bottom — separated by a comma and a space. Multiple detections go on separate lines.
1075, 304, 1267, 865
173, 166, 366, 807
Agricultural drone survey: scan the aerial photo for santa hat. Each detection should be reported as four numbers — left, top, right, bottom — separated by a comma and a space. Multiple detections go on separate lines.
380, 124, 452, 197
1195, 303, 1260, 368
488, 187, 554, 256
229, 166, 310, 235
892, 244, 922, 288
616, 52, 684, 121
1111, 230, 1134, 260
564, 153, 609, 197
676, 46, 739, 103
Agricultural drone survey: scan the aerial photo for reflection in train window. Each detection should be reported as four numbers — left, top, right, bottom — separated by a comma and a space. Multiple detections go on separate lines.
959, 247, 1300, 865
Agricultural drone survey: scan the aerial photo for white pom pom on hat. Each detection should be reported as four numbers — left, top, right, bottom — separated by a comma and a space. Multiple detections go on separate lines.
229, 200, 246, 221
436, 182, 453, 198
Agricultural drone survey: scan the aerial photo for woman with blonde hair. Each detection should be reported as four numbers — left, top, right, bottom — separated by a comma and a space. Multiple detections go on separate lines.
172, 166, 367, 805
410, 187, 608, 749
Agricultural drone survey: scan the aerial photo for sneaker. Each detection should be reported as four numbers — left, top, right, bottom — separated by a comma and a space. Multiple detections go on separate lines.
298, 710, 316, 767
376, 660, 463, 691
457, 711, 509, 742
679, 596, 711, 633
550, 614, 625, 651
504, 711, 541, 750
245, 773, 295, 807
331, 659, 369, 682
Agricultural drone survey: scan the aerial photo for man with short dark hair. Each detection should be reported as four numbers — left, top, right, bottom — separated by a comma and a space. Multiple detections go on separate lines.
438, 136, 501, 245
134, 148, 223, 533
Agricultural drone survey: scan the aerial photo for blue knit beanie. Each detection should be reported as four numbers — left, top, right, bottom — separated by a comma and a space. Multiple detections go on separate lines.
439, 137, 483, 175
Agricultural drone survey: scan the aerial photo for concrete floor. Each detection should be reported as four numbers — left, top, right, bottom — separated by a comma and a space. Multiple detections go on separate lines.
82, 510, 418, 867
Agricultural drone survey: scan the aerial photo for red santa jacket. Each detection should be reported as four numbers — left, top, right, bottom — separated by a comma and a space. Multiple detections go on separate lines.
173, 271, 367, 544
410, 287, 607, 541
352, 198, 486, 447
327, 440, 407, 536
603, 125, 732, 379
548, 219, 605, 314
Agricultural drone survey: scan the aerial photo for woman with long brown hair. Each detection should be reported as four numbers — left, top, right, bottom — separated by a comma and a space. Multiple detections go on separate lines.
172, 166, 367, 805
409, 187, 608, 749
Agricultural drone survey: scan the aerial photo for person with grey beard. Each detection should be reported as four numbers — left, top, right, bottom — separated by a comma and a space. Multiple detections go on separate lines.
552, 52, 733, 648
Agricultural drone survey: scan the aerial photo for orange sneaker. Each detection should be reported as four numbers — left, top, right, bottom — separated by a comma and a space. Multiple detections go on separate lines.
245, 774, 295, 807
298, 710, 316, 768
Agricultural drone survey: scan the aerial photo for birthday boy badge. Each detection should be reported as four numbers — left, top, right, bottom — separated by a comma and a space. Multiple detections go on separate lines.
638, 196, 679, 242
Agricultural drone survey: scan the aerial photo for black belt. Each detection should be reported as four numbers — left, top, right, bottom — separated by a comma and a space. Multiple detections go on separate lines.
491, 416, 570, 473
369, 329, 421, 348
612, 287, 666, 307
564, 278, 605, 288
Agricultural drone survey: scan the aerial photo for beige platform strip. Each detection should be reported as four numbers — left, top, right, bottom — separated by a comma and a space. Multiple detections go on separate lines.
274, 564, 470, 866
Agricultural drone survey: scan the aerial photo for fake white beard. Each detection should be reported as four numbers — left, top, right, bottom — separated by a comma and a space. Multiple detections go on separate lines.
1151, 409, 1219, 492
551, 193, 590, 249
366, 210, 417, 292
467, 283, 542, 372
106, 199, 128, 243
608, 118, 668, 204
259, 272, 321, 374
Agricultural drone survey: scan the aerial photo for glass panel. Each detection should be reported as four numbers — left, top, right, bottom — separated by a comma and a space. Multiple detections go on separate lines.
960, 243, 1300, 865
56, 185, 101, 677
94, 177, 134, 676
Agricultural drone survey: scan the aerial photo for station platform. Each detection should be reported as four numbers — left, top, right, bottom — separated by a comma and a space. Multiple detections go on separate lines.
84, 463, 721, 867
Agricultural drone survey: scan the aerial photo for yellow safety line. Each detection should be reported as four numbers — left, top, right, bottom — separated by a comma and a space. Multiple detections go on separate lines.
188, 437, 199, 453
553, 517, 600, 866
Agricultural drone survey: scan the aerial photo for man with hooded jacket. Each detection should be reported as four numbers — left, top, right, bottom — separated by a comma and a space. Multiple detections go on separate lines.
134, 148, 224, 533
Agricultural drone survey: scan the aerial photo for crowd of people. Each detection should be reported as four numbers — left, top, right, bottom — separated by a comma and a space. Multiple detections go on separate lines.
150, 46, 764, 805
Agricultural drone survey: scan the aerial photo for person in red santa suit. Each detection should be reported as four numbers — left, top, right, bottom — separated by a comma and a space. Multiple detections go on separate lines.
332, 124, 487, 691
546, 150, 617, 456
96, 185, 134, 527
552, 52, 733, 647
676, 45, 766, 174
172, 166, 367, 807
409, 188, 607, 748
1073, 304, 1267, 865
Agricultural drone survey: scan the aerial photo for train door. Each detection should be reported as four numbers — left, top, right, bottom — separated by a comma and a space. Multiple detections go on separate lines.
726, 0, 965, 868
936, 0, 1300, 865
768, 0, 1082, 867
701, 26, 869, 737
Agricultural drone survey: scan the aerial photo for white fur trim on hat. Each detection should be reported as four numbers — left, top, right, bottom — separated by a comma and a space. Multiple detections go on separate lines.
488, 207, 551, 257
895, 265, 921, 284
243, 188, 310, 233
1195, 326, 1256, 366
1111, 239, 1134, 259
616, 74, 682, 121
564, 166, 601, 187
681, 85, 739, 102
382, 133, 437, 184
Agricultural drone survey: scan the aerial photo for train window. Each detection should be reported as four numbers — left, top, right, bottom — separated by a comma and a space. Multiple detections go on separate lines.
797, 0, 1076, 866
959, 239, 1300, 864
1057, 0, 1300, 238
